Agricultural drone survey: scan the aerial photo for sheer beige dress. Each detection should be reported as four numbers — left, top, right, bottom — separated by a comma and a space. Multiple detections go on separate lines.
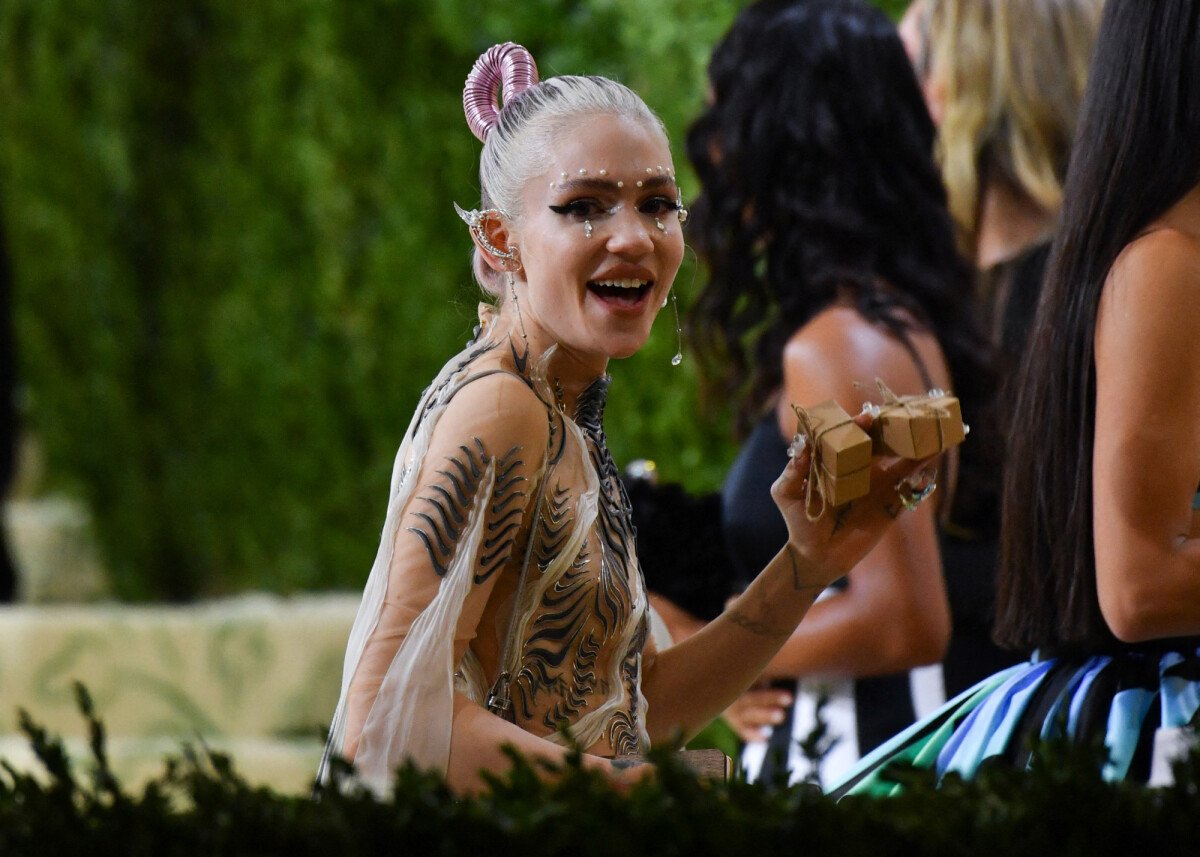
320, 311, 653, 792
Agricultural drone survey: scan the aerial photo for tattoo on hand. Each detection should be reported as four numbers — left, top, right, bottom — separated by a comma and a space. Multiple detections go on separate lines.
830, 502, 852, 536
728, 609, 791, 638
786, 545, 825, 600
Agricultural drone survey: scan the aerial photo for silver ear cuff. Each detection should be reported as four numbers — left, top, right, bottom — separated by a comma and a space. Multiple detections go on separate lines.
454, 203, 517, 261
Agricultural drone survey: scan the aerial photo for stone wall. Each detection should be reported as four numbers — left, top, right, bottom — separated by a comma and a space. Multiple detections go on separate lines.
0, 593, 358, 793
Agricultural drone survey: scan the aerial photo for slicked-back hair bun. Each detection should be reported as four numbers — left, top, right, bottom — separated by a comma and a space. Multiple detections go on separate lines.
463, 42, 539, 143
457, 43, 666, 295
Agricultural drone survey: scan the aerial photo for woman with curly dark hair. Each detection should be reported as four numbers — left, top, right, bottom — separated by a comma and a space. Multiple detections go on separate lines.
678, 0, 1002, 786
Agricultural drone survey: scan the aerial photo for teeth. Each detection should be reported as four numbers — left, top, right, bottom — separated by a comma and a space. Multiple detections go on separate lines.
592, 279, 648, 289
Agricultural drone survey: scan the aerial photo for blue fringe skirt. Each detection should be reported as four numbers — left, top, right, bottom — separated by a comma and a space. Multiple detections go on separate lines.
829, 640, 1200, 797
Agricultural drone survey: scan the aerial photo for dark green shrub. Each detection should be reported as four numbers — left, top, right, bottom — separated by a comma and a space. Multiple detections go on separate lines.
3, 683, 1199, 856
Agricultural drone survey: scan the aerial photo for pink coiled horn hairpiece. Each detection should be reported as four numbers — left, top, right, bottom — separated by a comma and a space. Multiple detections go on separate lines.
463, 42, 539, 143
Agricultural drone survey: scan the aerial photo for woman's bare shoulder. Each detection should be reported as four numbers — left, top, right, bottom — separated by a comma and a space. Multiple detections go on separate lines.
1104, 228, 1200, 344
781, 304, 942, 404
429, 370, 553, 462
784, 306, 879, 374
1111, 227, 1200, 296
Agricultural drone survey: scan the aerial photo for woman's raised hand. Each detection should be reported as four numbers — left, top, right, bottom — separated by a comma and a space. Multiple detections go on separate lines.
722, 683, 795, 743
771, 412, 935, 587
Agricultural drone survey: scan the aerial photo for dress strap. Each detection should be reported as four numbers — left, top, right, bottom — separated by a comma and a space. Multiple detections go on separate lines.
894, 330, 936, 391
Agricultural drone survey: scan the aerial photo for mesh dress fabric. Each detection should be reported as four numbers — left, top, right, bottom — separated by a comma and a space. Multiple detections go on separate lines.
319, 314, 652, 794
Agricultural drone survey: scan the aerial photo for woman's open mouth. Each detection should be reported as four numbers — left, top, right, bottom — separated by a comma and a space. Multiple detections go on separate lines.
587, 278, 654, 308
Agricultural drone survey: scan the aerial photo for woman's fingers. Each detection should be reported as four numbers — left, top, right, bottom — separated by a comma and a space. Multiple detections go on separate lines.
772, 448, 941, 582
851, 409, 875, 432
871, 454, 939, 517
877, 454, 937, 492
723, 688, 795, 743
772, 435, 812, 502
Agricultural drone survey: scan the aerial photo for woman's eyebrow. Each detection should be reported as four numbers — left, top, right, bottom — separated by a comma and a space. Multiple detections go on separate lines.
554, 175, 677, 193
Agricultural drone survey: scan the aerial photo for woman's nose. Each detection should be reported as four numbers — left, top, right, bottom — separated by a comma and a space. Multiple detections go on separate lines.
604, 209, 654, 255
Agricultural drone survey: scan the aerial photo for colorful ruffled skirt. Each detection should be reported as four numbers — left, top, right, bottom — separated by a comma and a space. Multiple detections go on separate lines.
829, 640, 1200, 798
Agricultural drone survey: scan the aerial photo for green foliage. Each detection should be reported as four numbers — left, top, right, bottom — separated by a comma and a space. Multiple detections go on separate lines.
877, 0, 911, 18
0, 0, 904, 598
3, 684, 1200, 856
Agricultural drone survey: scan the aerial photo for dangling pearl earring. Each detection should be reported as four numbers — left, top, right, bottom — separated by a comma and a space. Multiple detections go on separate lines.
508, 272, 530, 354
669, 291, 682, 366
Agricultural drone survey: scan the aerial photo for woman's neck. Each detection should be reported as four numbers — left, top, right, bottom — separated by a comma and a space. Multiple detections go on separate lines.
975, 181, 1055, 270
494, 302, 609, 418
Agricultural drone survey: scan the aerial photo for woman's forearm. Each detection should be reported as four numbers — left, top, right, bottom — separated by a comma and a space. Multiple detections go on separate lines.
445, 694, 643, 792
1096, 534, 1200, 642
640, 542, 827, 742
758, 589, 947, 680
758, 512, 950, 679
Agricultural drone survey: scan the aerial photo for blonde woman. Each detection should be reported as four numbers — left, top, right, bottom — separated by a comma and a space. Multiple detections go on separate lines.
900, 0, 1103, 350
895, 0, 1104, 701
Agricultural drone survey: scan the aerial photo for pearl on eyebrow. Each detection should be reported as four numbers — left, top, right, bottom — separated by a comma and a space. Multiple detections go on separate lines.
550, 167, 683, 186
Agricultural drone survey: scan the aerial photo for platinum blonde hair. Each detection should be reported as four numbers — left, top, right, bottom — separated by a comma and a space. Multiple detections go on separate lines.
467, 68, 667, 295
919, 0, 1104, 257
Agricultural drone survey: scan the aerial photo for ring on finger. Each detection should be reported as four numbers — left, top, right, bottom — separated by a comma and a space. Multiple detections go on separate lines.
895, 468, 937, 511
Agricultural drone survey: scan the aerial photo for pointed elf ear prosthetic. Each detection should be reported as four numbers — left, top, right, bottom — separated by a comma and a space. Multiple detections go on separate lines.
454, 204, 518, 271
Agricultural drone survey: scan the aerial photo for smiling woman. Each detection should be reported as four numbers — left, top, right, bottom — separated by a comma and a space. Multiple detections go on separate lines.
505, 112, 686, 363
317, 42, 930, 795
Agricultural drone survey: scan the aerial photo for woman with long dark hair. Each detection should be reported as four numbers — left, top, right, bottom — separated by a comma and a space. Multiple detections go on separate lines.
671, 0, 996, 786
833, 0, 1200, 795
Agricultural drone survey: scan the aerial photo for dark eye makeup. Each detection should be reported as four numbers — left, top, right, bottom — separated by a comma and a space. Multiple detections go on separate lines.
639, 196, 682, 216
549, 196, 681, 220
548, 200, 603, 219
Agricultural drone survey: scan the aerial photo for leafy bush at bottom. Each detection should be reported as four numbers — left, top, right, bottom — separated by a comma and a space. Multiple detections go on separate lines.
2, 684, 1199, 856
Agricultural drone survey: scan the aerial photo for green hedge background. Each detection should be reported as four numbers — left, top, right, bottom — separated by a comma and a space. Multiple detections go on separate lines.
7, 691, 1200, 857
0, 0, 906, 599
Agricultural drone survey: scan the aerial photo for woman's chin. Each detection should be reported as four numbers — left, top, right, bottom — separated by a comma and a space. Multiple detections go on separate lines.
603, 330, 655, 361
